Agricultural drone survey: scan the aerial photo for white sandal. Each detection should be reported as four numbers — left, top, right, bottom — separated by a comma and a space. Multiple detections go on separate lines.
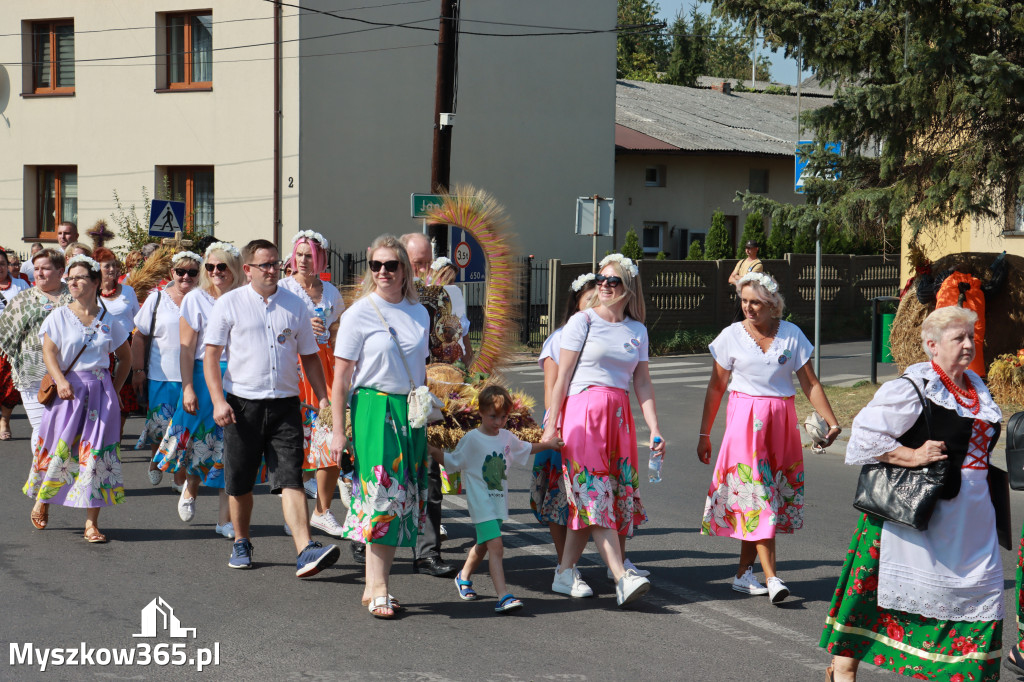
367, 595, 395, 619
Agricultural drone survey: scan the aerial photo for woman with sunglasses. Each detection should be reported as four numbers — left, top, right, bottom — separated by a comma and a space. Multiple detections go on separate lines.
132, 252, 202, 503
331, 235, 430, 619
279, 231, 346, 538
541, 254, 664, 607
92, 248, 141, 439
154, 243, 246, 535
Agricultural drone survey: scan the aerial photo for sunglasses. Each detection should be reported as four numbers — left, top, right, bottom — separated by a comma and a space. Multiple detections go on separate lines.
595, 274, 623, 288
205, 263, 229, 273
174, 268, 200, 278
247, 261, 282, 272
369, 260, 401, 273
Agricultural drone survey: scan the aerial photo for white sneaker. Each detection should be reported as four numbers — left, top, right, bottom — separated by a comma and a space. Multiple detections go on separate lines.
170, 481, 184, 493
215, 522, 235, 539
552, 566, 593, 598
607, 558, 650, 580
339, 476, 352, 510
177, 490, 196, 522
767, 576, 790, 604
732, 566, 769, 595
148, 468, 163, 486
283, 523, 292, 536
310, 510, 344, 537
439, 524, 449, 541
303, 478, 318, 499
616, 568, 651, 607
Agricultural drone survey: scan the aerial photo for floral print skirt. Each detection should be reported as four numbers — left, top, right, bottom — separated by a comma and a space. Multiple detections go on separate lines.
23, 369, 125, 508
821, 513, 1002, 680
135, 380, 181, 448
700, 392, 803, 539
300, 343, 337, 471
560, 386, 646, 536
531, 449, 568, 525
340, 388, 427, 547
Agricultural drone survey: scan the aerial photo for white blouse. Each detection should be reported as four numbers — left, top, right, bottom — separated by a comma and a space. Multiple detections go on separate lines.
134, 290, 183, 382
560, 308, 649, 395
180, 289, 225, 362
278, 277, 345, 345
39, 306, 131, 371
0, 277, 30, 307
708, 321, 812, 397
538, 328, 563, 369
101, 284, 140, 332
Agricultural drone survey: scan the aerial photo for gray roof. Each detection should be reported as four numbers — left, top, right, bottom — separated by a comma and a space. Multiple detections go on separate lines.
616, 79, 833, 157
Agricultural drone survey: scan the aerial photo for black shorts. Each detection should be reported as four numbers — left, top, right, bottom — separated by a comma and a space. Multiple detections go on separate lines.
223, 393, 303, 496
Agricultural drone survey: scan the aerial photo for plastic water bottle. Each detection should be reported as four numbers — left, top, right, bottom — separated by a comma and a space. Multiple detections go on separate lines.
313, 306, 329, 344
648, 437, 664, 484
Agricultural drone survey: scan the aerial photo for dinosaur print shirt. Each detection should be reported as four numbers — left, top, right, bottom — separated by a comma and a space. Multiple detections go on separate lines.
444, 428, 533, 524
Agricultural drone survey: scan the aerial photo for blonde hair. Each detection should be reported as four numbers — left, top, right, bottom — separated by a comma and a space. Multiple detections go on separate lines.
357, 234, 418, 304
590, 257, 646, 323
921, 306, 978, 358
736, 277, 786, 319
200, 246, 244, 296
63, 241, 92, 262
427, 263, 457, 286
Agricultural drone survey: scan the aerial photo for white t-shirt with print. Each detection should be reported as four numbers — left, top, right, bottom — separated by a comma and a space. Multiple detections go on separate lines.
708, 320, 813, 397
444, 428, 533, 524
39, 306, 131, 371
560, 308, 649, 395
134, 290, 184, 382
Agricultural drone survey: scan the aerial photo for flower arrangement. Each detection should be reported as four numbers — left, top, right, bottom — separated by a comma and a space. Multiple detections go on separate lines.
171, 251, 203, 264
599, 253, 639, 277
67, 255, 101, 272
292, 230, 328, 250
988, 349, 1024, 404
204, 242, 240, 258
571, 272, 595, 292
736, 271, 779, 294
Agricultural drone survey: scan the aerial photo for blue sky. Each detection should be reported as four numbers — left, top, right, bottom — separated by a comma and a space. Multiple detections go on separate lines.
655, 1, 801, 85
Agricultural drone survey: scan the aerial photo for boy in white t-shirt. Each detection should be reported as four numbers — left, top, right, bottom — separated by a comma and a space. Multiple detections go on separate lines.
429, 385, 562, 613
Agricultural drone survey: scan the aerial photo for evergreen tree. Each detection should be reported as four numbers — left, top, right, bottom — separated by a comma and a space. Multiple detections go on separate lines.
764, 215, 792, 259
621, 227, 645, 261
792, 221, 816, 254
617, 0, 669, 81
687, 239, 705, 260
735, 212, 765, 258
664, 9, 706, 86
704, 210, 732, 259
664, 7, 771, 84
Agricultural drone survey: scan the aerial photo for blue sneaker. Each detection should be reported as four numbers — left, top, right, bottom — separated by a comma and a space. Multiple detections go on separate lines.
296, 541, 340, 578
228, 539, 253, 569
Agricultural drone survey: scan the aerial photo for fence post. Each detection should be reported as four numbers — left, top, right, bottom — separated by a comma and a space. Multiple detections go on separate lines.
342, 253, 352, 286
547, 258, 561, 338
521, 255, 533, 344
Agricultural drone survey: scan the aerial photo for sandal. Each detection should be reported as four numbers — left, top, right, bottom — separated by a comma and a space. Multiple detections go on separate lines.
495, 593, 523, 613
825, 664, 834, 681
1006, 646, 1024, 676
83, 526, 107, 544
361, 594, 402, 612
454, 572, 477, 601
367, 595, 394, 619
30, 504, 48, 530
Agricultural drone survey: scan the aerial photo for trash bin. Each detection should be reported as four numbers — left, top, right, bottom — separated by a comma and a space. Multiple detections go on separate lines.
870, 296, 900, 383
880, 313, 896, 364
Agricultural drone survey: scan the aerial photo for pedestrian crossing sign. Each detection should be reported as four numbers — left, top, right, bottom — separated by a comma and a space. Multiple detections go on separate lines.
149, 200, 186, 238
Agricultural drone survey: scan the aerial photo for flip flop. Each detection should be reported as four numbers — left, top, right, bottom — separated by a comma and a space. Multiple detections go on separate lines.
30, 504, 48, 530
1006, 646, 1024, 676
367, 595, 394, 619
495, 594, 523, 613
361, 594, 402, 612
454, 572, 477, 600
83, 526, 107, 543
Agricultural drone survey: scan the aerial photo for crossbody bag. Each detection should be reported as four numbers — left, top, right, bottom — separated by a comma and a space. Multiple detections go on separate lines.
38, 306, 107, 406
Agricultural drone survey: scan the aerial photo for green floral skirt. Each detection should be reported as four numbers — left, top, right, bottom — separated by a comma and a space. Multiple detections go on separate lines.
820, 513, 1002, 681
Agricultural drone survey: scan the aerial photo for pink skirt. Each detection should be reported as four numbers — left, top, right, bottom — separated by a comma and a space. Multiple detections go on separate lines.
700, 392, 804, 540
559, 386, 646, 536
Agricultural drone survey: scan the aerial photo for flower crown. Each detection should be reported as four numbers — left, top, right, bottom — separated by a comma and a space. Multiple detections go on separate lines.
205, 242, 240, 258
292, 230, 328, 250
171, 251, 202, 264
599, 253, 639, 277
737, 271, 779, 294
430, 257, 454, 271
67, 255, 100, 272
570, 272, 596, 292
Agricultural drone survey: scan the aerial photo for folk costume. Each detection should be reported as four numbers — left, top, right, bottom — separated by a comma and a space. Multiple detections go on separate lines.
530, 327, 569, 526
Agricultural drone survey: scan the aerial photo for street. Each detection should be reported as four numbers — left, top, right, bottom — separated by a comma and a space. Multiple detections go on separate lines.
2, 342, 1022, 681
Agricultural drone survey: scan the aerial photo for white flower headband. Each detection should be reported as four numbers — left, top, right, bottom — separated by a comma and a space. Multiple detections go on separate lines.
205, 242, 240, 258
292, 230, 328, 250
171, 251, 202, 265
571, 272, 596, 292
430, 257, 453, 271
599, 253, 639, 278
67, 255, 100, 272
737, 271, 779, 294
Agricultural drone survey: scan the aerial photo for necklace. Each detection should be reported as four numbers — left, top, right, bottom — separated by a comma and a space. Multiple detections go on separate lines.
100, 286, 118, 299
931, 361, 980, 414
745, 319, 778, 344
0, 279, 11, 291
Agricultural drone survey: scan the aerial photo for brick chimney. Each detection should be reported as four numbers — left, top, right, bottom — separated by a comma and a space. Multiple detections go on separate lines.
711, 81, 732, 95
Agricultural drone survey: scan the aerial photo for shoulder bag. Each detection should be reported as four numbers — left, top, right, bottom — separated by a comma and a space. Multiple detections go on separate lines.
38, 307, 107, 406
1006, 411, 1024, 491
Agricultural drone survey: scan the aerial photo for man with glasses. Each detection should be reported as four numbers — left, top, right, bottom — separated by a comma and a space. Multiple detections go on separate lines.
205, 239, 340, 576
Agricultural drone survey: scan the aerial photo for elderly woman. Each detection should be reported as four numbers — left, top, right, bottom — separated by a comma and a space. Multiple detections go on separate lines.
0, 250, 32, 439
425, 256, 473, 366
331, 234, 430, 619
22, 255, 132, 541
821, 306, 1004, 682
541, 253, 665, 607
92, 248, 141, 434
697, 272, 840, 604
132, 251, 202, 491
0, 248, 72, 471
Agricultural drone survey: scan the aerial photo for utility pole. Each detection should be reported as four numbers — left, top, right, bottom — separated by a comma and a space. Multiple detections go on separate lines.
430, 0, 458, 257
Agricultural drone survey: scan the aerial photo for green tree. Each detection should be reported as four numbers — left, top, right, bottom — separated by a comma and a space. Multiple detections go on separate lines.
664, 8, 706, 86
687, 239, 705, 260
764, 214, 792, 258
664, 7, 771, 84
617, 0, 669, 81
792, 221, 816, 254
704, 210, 732, 259
735, 212, 765, 258
621, 226, 645, 261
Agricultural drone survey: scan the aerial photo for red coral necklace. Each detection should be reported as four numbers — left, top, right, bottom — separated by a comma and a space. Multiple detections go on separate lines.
931, 361, 980, 414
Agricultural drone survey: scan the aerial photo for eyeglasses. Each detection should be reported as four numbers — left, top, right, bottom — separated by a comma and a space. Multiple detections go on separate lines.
66, 276, 91, 283
595, 274, 623, 288
205, 263, 229, 273
247, 261, 282, 272
174, 268, 200, 278
369, 260, 401, 273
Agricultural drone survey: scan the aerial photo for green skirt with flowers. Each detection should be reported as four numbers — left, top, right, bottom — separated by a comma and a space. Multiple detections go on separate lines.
820, 513, 1002, 681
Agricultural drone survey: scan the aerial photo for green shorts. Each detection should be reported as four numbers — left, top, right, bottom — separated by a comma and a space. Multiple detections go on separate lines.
475, 519, 502, 544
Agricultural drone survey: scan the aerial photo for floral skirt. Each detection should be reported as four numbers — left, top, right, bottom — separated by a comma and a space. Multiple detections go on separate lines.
559, 386, 646, 536
135, 380, 181, 448
22, 369, 125, 508
700, 392, 803, 539
339, 388, 427, 547
0, 354, 22, 409
820, 513, 1002, 680
300, 343, 337, 471
531, 449, 568, 525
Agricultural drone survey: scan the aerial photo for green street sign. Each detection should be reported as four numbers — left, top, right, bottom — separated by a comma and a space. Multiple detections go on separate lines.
410, 193, 445, 219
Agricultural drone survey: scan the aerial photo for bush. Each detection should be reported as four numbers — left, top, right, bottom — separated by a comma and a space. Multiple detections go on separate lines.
655, 251, 668, 260
649, 325, 720, 355
621, 227, 644, 261
704, 210, 732, 260
765, 216, 792, 258
687, 239, 704, 260
792, 220, 817, 254
736, 212, 765, 258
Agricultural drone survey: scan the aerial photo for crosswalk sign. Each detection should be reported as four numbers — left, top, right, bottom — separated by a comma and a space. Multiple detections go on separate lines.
149, 200, 186, 238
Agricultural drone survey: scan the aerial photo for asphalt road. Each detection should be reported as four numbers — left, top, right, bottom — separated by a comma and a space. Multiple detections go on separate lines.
2, 343, 1022, 681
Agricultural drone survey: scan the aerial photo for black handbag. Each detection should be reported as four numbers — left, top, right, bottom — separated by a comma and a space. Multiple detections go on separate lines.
852, 377, 950, 530
1006, 411, 1024, 491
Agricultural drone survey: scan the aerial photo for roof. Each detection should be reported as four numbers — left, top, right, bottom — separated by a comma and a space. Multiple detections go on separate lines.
616, 79, 833, 157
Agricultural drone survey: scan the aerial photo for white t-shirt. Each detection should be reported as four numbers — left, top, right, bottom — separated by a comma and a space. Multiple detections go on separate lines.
0, 277, 31, 307
180, 288, 225, 361
538, 328, 563, 369
334, 293, 430, 396
560, 308, 649, 395
134, 290, 183, 382
205, 284, 319, 400
278, 277, 345, 345
39, 306, 131, 371
20, 261, 35, 284
444, 428, 533, 524
101, 284, 140, 332
708, 320, 813, 397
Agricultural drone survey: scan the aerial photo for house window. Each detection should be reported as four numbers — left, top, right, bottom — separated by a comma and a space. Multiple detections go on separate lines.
31, 21, 75, 94
749, 169, 769, 193
36, 166, 77, 238
168, 167, 214, 232
644, 166, 666, 187
167, 12, 212, 89
642, 222, 665, 254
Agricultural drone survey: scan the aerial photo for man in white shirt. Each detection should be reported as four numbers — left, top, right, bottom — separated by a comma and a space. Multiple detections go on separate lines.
205, 239, 339, 577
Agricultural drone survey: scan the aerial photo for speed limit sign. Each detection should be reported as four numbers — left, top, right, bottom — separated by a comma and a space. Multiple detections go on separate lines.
454, 241, 471, 268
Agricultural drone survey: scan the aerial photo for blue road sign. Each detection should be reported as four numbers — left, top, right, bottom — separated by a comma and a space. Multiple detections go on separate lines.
795, 141, 842, 194
149, 200, 187, 238
449, 227, 486, 284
